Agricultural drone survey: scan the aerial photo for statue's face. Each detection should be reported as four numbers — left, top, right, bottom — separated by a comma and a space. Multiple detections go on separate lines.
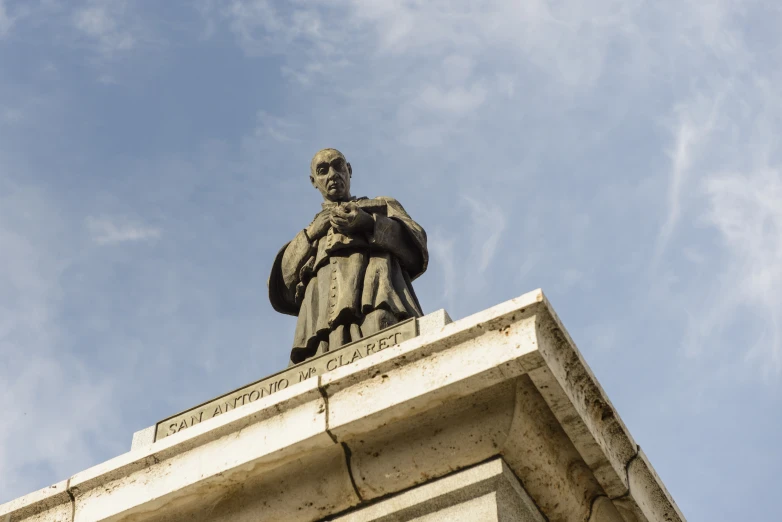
310, 149, 352, 202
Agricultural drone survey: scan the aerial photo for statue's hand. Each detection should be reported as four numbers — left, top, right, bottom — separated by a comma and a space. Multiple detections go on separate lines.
306, 210, 332, 240
331, 202, 374, 234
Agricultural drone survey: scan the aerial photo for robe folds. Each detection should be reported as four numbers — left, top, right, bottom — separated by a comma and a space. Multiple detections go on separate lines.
269, 196, 428, 365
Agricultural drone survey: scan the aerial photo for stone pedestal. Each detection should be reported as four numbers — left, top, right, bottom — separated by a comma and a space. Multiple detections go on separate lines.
1, 290, 686, 522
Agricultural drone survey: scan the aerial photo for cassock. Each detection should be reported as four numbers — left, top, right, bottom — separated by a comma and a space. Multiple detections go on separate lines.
269, 196, 428, 365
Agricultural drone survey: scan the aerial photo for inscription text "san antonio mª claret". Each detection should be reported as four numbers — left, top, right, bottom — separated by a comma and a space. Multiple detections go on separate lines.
154, 319, 418, 441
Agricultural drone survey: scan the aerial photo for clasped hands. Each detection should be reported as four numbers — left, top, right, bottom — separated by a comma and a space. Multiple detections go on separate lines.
306, 202, 374, 240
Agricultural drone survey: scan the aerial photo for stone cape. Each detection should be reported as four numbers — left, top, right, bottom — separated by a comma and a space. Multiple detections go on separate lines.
153, 318, 418, 442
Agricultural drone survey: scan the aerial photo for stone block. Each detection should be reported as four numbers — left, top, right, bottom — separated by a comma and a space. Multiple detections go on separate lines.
322, 293, 544, 441
69, 378, 354, 521
330, 458, 545, 522
528, 364, 629, 498
588, 496, 627, 522
128, 308, 451, 449
416, 309, 452, 336
532, 297, 638, 494
344, 381, 518, 501
500, 376, 605, 522
0, 480, 72, 522
154, 319, 418, 443
623, 448, 685, 522
1, 290, 686, 522
130, 425, 155, 451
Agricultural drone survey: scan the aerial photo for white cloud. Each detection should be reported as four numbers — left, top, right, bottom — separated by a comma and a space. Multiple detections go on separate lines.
0, 0, 14, 38
701, 170, 782, 373
201, 0, 661, 150
417, 83, 488, 116
205, 0, 782, 379
247, 110, 301, 144
462, 196, 506, 274
648, 0, 782, 374
2, 106, 23, 123
429, 234, 456, 311
0, 182, 120, 498
86, 216, 161, 245
654, 93, 724, 267
423, 195, 507, 313
74, 0, 136, 56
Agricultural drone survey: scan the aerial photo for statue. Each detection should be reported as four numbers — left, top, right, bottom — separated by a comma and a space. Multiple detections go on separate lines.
269, 149, 428, 365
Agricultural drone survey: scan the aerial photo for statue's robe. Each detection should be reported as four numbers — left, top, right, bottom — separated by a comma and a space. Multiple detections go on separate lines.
269, 196, 427, 365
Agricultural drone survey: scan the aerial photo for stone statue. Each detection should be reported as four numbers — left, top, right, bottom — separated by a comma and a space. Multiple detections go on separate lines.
269, 148, 428, 365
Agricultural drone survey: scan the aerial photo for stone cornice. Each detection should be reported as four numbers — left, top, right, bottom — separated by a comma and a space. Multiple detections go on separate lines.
1, 290, 685, 522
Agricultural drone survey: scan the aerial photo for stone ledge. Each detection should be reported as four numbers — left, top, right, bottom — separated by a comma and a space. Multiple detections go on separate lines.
0, 479, 71, 522
328, 457, 545, 522
70, 378, 337, 521
129, 309, 453, 451
532, 294, 639, 497
1, 290, 685, 522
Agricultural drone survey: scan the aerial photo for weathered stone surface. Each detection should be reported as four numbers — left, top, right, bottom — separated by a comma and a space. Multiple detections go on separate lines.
533, 297, 639, 494
329, 458, 545, 522
3, 290, 685, 522
344, 381, 518, 501
623, 448, 685, 522
113, 445, 355, 522
0, 480, 72, 522
321, 304, 542, 441
130, 426, 155, 451
132, 309, 450, 451
589, 496, 627, 522
71, 379, 344, 522
416, 309, 452, 336
501, 375, 605, 522
153, 318, 418, 442
528, 364, 629, 498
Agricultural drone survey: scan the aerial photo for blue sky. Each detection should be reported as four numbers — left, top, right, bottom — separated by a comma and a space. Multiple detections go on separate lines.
1, 0, 780, 519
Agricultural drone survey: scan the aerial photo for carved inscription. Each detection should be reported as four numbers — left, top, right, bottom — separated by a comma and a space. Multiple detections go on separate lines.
154, 318, 418, 441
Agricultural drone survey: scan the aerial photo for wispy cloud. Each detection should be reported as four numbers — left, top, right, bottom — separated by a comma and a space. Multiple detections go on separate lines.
0, 183, 120, 498
73, 0, 136, 56
462, 196, 506, 274
203, 0, 782, 380
654, 93, 724, 267
4, 0, 782, 514
0, 0, 14, 38
1, 106, 23, 124
429, 234, 456, 311
701, 170, 782, 373
199, 0, 655, 151
86, 216, 161, 245
648, 0, 782, 374
248, 110, 301, 144
423, 195, 507, 313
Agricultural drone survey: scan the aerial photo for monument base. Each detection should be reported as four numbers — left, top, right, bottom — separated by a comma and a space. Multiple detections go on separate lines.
1, 291, 685, 522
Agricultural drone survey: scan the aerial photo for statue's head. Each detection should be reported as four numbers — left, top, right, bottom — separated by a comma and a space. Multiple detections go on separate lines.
310, 148, 352, 202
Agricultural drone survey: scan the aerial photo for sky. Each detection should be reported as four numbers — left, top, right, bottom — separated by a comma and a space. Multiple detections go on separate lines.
0, 0, 780, 519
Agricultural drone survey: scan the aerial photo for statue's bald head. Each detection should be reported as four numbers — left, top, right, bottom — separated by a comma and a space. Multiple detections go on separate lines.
310, 148, 346, 172
310, 148, 353, 202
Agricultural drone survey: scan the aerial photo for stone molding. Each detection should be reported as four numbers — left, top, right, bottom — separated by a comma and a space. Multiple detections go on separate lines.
329, 457, 545, 522
1, 290, 685, 522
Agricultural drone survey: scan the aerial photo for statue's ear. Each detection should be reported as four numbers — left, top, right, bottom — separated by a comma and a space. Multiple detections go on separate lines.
347, 162, 352, 177
309, 175, 317, 188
